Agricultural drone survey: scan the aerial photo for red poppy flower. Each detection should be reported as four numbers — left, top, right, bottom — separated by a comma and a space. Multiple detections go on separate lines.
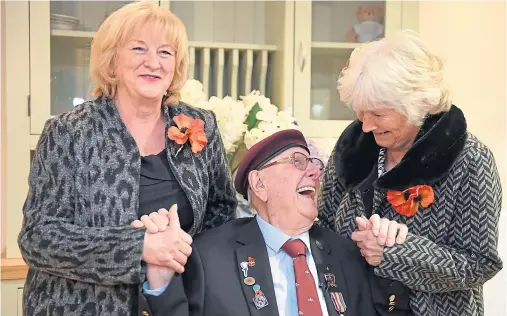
167, 114, 208, 155
387, 185, 435, 217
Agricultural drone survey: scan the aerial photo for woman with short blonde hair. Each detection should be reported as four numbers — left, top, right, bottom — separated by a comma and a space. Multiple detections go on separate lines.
319, 29, 502, 316
90, 2, 189, 105
19, 3, 236, 315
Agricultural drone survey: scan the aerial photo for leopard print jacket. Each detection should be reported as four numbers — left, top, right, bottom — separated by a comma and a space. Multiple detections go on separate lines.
18, 97, 237, 316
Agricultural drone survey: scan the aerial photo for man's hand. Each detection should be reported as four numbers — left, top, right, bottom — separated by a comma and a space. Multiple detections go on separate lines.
352, 225, 385, 266
136, 205, 193, 273
146, 264, 175, 290
352, 215, 408, 266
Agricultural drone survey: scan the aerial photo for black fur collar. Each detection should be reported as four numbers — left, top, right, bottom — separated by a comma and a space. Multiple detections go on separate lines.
334, 105, 468, 191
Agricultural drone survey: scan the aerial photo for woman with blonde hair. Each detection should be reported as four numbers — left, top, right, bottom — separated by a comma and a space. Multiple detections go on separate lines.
318, 29, 502, 316
18, 2, 236, 315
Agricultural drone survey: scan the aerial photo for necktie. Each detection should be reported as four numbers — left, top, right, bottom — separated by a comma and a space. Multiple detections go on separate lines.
282, 239, 323, 316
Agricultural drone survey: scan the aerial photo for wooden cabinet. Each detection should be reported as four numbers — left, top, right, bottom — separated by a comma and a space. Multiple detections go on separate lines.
1, 280, 25, 316
24, 0, 418, 143
293, 1, 418, 138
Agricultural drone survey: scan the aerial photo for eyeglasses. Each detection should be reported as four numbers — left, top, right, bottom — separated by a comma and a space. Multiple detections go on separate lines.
258, 152, 325, 172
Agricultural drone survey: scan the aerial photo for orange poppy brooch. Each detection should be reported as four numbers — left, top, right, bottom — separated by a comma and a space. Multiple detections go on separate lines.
167, 114, 207, 156
386, 185, 435, 217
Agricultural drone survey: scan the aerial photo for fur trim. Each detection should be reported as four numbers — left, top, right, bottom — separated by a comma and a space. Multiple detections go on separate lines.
334, 105, 468, 191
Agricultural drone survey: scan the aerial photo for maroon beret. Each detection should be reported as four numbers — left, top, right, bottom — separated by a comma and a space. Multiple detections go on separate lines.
234, 129, 309, 200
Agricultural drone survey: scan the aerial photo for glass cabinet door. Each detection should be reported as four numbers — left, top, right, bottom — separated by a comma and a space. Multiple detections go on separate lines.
293, 1, 403, 138
29, 1, 158, 135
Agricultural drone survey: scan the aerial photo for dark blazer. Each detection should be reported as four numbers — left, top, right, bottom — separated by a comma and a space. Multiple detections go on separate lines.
141, 217, 380, 316
318, 105, 503, 316
18, 97, 237, 316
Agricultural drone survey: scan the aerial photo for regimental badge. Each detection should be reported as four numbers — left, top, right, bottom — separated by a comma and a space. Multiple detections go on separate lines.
252, 292, 269, 309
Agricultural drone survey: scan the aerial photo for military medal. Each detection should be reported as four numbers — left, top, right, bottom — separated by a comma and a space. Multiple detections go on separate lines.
324, 273, 337, 287
330, 292, 347, 315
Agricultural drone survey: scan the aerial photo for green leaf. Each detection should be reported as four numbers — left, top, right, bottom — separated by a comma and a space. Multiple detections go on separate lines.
245, 102, 262, 131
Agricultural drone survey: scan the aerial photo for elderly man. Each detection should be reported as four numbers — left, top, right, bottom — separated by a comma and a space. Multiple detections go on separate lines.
138, 129, 408, 316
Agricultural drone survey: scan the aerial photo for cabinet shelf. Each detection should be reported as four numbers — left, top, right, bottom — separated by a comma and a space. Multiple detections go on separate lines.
50, 29, 278, 51
311, 41, 360, 57
311, 41, 360, 49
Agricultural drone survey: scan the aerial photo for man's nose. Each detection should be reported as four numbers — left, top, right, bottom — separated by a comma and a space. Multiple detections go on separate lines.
305, 162, 321, 180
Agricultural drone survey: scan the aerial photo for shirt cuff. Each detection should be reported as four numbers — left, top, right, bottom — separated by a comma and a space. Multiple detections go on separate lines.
143, 281, 169, 296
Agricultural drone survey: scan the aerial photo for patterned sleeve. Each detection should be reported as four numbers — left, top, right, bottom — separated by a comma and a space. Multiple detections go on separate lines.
376, 147, 503, 292
18, 117, 146, 285
317, 144, 345, 231
200, 111, 237, 231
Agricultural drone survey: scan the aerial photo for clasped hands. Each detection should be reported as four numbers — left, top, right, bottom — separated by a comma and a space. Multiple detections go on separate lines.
132, 204, 192, 289
351, 214, 408, 266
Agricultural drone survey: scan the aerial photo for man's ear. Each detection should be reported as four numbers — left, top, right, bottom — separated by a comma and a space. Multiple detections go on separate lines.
248, 170, 268, 202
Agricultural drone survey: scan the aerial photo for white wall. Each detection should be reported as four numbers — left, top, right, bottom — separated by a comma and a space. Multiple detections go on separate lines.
419, 1, 506, 315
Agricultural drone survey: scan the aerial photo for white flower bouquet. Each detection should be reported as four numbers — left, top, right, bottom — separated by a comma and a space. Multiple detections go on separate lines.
180, 79, 299, 173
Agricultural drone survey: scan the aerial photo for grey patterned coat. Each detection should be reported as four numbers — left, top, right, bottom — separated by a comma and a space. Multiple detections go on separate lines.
318, 105, 503, 316
18, 98, 237, 316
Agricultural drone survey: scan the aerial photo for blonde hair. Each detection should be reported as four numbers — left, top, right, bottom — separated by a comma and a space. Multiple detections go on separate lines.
90, 2, 189, 105
337, 29, 451, 126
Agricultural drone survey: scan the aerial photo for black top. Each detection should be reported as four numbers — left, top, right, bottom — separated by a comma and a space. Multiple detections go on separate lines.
138, 150, 194, 232
359, 163, 413, 316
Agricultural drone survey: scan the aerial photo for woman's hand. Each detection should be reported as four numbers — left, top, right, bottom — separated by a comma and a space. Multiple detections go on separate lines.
362, 214, 408, 246
352, 215, 408, 266
132, 208, 169, 233
134, 205, 193, 273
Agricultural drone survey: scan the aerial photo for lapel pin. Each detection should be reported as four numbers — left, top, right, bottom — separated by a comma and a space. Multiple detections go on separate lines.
252, 284, 263, 297
252, 292, 269, 310
316, 240, 323, 250
330, 292, 347, 315
240, 261, 249, 277
244, 277, 256, 286
248, 257, 256, 267
324, 273, 337, 287
389, 294, 395, 312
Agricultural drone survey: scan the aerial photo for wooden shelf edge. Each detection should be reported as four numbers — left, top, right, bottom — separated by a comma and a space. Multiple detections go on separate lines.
1, 258, 28, 280
51, 30, 278, 51
311, 41, 361, 50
